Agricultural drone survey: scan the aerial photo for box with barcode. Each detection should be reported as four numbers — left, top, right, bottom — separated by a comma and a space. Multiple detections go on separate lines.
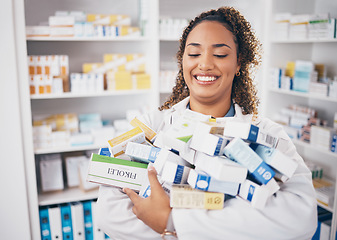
87, 153, 148, 191
250, 143, 298, 179
223, 138, 275, 185
170, 184, 225, 210
223, 121, 279, 148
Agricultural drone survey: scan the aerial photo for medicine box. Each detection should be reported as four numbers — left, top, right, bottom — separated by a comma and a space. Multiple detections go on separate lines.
130, 118, 157, 142
190, 122, 229, 156
238, 178, 279, 210
187, 170, 240, 196
125, 142, 161, 163
250, 143, 298, 179
223, 121, 279, 148
87, 153, 148, 191
161, 161, 191, 184
194, 152, 247, 183
170, 184, 225, 210
153, 148, 189, 175
39, 154, 64, 192
223, 138, 275, 185
108, 127, 145, 157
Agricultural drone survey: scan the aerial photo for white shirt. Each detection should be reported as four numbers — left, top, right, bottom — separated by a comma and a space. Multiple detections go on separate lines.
96, 97, 317, 240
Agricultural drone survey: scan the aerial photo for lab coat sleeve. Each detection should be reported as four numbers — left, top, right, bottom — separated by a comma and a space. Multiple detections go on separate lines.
171, 119, 317, 240
96, 186, 162, 240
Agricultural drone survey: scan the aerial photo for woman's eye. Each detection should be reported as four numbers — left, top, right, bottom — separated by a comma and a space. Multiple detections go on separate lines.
214, 54, 228, 58
188, 54, 200, 57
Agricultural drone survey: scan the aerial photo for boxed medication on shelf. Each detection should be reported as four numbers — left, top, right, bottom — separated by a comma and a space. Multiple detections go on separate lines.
133, 73, 151, 89
223, 138, 275, 185
70, 132, 93, 146
293, 60, 314, 93
65, 155, 88, 188
313, 178, 335, 207
308, 14, 336, 39
78, 156, 99, 192
49, 16, 75, 27
87, 153, 148, 191
91, 126, 115, 146
39, 154, 64, 192
170, 184, 225, 210
187, 169, 240, 196
289, 14, 310, 40
108, 127, 146, 157
194, 152, 247, 183
26, 26, 50, 37
310, 125, 337, 151
272, 13, 291, 40
50, 27, 75, 37
87, 14, 131, 26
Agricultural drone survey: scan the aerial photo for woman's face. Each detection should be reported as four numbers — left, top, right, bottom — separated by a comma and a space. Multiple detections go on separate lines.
182, 20, 240, 105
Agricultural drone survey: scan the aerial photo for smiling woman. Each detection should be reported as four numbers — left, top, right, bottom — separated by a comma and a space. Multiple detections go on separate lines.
160, 7, 262, 118
96, 6, 317, 240
182, 21, 240, 117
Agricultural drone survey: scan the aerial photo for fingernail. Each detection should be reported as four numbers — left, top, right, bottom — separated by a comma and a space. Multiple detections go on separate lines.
148, 166, 155, 172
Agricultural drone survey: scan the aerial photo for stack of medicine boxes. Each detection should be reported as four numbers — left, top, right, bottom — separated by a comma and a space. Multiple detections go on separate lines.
87, 109, 299, 210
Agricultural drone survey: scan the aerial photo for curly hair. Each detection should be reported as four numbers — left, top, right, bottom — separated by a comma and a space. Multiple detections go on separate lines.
159, 7, 262, 115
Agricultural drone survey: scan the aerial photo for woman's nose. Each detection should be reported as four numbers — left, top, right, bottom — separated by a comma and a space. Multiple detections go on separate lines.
198, 53, 214, 70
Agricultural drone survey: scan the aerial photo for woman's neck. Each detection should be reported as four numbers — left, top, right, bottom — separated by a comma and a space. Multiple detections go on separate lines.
189, 98, 232, 118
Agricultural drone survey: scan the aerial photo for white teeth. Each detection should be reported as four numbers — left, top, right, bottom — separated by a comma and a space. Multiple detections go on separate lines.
196, 76, 217, 81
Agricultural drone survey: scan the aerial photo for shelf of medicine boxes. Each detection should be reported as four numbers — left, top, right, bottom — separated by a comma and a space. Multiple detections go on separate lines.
26, 35, 150, 42
30, 89, 152, 100
271, 38, 337, 44
38, 186, 98, 206
34, 143, 105, 155
159, 37, 180, 41
269, 88, 337, 103
269, 89, 337, 155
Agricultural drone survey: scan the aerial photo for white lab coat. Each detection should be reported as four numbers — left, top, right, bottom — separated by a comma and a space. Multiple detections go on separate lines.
96, 97, 317, 240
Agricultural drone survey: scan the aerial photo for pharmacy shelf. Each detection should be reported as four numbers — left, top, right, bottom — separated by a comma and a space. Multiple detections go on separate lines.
38, 187, 99, 206
34, 144, 106, 155
159, 37, 179, 41
30, 89, 152, 99
292, 139, 337, 158
26, 36, 150, 42
271, 38, 337, 44
269, 88, 337, 103
317, 200, 334, 213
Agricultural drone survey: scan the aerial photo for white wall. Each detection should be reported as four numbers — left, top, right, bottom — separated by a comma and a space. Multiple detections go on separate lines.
0, 0, 32, 239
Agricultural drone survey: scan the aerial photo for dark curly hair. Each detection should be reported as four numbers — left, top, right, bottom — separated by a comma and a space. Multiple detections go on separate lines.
159, 6, 262, 115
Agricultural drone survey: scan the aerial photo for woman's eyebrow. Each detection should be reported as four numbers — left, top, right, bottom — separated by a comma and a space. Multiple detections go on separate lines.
213, 43, 231, 49
186, 42, 201, 47
186, 42, 231, 49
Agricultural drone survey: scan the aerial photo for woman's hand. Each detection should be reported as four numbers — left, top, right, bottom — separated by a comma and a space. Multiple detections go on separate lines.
123, 166, 171, 234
